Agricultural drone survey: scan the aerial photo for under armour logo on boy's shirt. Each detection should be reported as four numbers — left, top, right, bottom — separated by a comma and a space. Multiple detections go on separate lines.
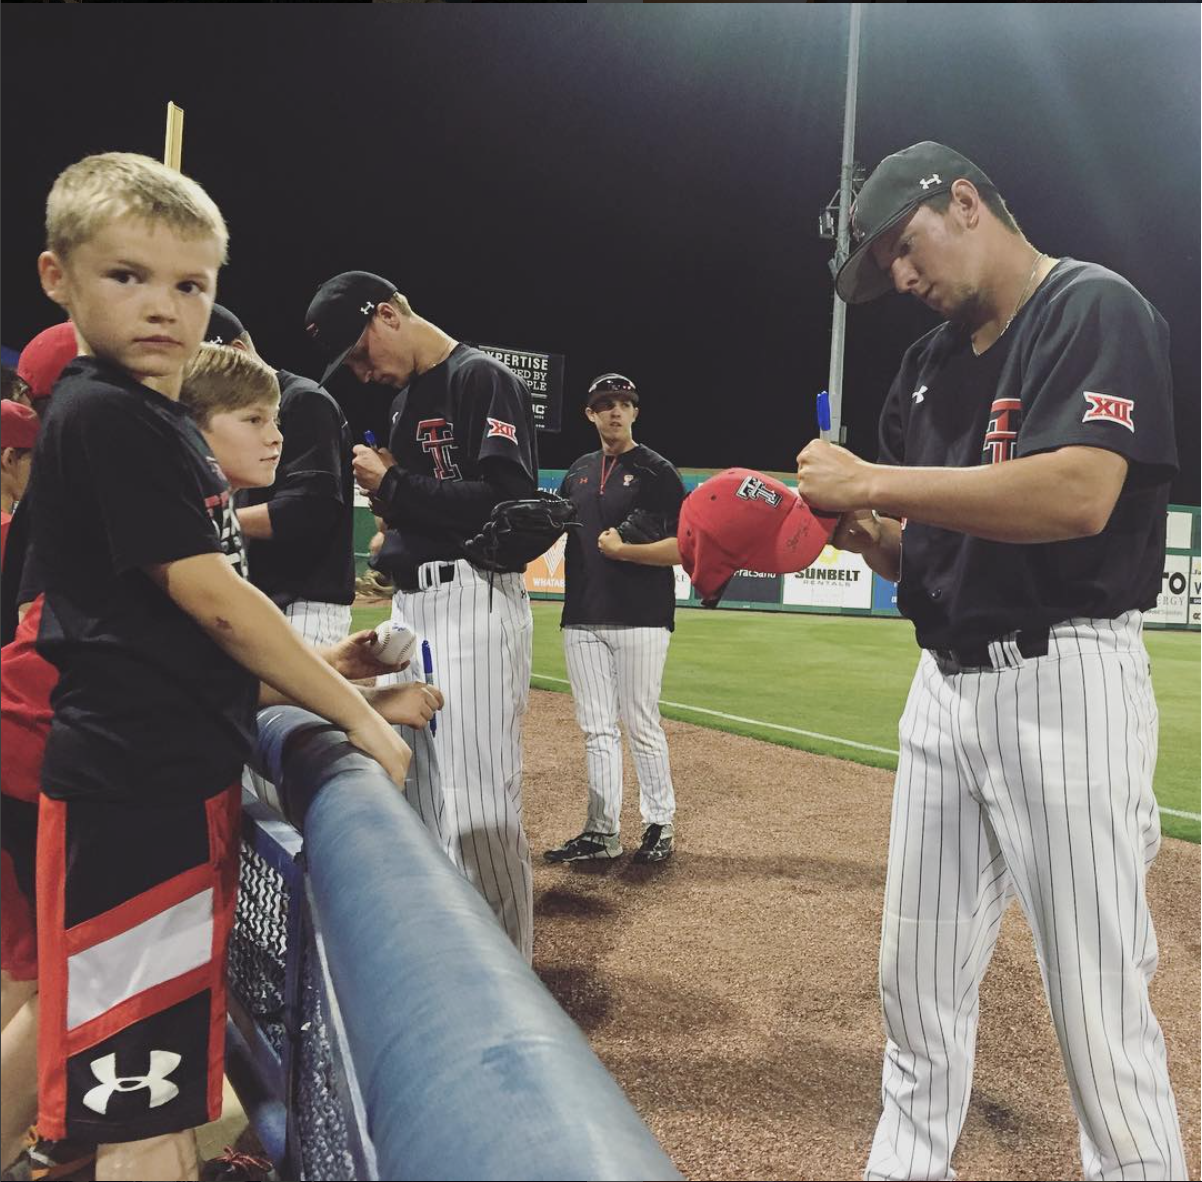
83, 1050, 181, 1115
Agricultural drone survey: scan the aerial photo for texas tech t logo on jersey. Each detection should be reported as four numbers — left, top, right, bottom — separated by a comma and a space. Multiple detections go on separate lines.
982, 397, 1023, 465
417, 418, 462, 482
1082, 391, 1135, 432
736, 476, 783, 507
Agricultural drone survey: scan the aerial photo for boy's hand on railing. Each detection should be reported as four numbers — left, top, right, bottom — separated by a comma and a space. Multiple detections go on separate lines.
345, 712, 413, 787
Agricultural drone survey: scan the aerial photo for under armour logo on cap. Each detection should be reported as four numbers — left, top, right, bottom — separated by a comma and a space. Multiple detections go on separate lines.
83, 1050, 182, 1115
360, 301, 375, 316
918, 173, 942, 190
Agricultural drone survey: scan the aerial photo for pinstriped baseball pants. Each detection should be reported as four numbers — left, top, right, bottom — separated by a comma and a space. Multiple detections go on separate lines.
281, 599, 352, 648
378, 562, 534, 964
562, 625, 675, 834
866, 612, 1186, 1181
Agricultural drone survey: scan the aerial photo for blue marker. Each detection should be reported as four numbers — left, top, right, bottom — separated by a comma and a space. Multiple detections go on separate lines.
421, 640, 437, 736
816, 390, 831, 442
364, 429, 378, 448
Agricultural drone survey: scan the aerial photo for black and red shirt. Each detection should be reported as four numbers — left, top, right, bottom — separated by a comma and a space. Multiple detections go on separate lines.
559, 444, 685, 630
22, 356, 257, 803
371, 343, 538, 578
878, 259, 1176, 650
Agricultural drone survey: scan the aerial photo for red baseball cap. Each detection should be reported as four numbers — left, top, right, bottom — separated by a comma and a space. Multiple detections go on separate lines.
17, 322, 79, 401
1, 400, 40, 450
678, 469, 839, 608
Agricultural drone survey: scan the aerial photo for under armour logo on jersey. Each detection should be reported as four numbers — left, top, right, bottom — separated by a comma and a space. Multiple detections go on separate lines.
735, 476, 783, 507
417, 418, 462, 482
982, 397, 1024, 465
1082, 391, 1135, 433
83, 1051, 181, 1115
912, 386, 927, 404
486, 417, 518, 443
918, 173, 942, 190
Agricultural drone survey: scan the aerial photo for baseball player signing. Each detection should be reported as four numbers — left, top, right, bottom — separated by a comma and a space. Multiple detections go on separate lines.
307, 271, 541, 963
798, 142, 1186, 1180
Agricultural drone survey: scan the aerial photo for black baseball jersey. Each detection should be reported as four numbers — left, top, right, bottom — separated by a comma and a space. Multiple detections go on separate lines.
372, 343, 538, 578
878, 258, 1176, 651
559, 445, 685, 630
22, 356, 257, 803
236, 369, 355, 609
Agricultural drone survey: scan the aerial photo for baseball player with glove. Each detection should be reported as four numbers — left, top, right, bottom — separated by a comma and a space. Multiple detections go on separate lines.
545, 374, 686, 865
797, 142, 1186, 1179
306, 271, 551, 962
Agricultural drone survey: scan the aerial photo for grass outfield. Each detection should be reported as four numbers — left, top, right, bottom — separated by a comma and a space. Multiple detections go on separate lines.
352, 601, 1201, 843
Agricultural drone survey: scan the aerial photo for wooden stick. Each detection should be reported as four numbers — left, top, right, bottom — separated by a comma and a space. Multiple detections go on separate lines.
163, 101, 184, 172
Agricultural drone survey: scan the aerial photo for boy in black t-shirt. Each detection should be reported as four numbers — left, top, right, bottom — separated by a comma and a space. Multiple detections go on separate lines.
202, 304, 356, 647
25, 153, 416, 1182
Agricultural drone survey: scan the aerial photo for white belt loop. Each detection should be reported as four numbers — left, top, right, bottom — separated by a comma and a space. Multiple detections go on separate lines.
417, 562, 433, 592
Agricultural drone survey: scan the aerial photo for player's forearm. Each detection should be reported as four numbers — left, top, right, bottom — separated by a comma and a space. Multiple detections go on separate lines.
234, 503, 273, 540
147, 554, 378, 734
375, 466, 531, 533
609, 537, 682, 567
867, 450, 1125, 543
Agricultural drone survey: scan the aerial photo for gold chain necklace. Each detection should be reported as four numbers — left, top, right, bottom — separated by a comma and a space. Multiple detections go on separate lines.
973, 250, 1045, 356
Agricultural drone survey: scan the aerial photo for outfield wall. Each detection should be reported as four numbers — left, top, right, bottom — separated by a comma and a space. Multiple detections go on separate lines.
353, 476, 1201, 632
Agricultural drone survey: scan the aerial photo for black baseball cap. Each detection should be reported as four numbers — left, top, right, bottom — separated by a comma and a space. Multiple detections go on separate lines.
586, 373, 639, 409
205, 303, 246, 346
304, 271, 398, 384
834, 142, 996, 305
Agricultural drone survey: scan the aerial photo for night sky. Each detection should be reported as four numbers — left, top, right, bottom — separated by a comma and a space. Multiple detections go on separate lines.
3, 4, 1198, 501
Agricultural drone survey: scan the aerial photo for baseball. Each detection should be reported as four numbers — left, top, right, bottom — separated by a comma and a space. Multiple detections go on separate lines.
373, 621, 417, 667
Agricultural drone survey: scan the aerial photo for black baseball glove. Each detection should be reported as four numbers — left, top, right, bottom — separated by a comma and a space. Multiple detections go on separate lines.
463, 491, 580, 573
616, 508, 668, 545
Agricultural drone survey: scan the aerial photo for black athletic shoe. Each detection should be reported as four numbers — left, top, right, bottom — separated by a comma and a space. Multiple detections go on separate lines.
633, 823, 674, 863
1, 1128, 95, 1182
543, 830, 623, 862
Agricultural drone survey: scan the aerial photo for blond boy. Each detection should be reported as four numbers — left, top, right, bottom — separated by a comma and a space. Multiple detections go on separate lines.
23, 153, 414, 1182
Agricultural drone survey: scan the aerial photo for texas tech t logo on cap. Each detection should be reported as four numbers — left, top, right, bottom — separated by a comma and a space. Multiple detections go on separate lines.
736, 476, 783, 507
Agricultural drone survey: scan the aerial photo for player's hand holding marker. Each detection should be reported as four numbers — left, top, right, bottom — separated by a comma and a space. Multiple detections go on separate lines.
352, 429, 397, 494
796, 439, 878, 513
